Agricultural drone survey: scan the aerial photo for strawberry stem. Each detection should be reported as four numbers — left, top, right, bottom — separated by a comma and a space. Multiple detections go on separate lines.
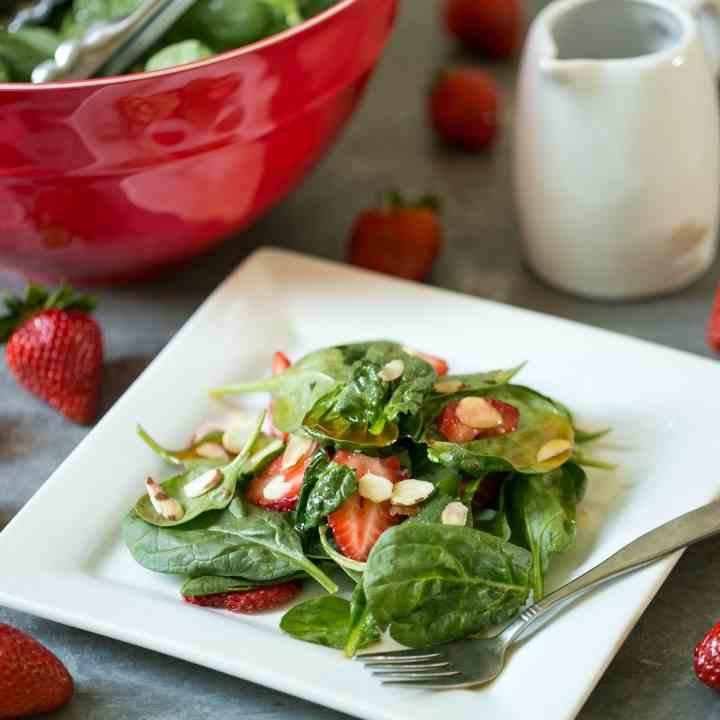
0, 282, 96, 343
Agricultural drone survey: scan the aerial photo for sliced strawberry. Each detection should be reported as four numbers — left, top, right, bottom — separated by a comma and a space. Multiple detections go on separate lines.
470, 474, 502, 509
438, 398, 519, 443
270, 351, 292, 441
183, 581, 301, 614
404, 347, 449, 375
246, 443, 318, 511
708, 283, 720, 352
328, 451, 405, 561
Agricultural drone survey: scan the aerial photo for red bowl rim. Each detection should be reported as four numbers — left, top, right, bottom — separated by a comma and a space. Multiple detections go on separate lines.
0, 0, 361, 91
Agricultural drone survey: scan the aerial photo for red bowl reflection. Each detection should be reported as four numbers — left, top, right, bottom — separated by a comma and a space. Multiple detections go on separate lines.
0, 0, 398, 283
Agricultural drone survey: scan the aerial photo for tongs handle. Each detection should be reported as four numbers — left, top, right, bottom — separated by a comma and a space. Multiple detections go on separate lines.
31, 0, 195, 83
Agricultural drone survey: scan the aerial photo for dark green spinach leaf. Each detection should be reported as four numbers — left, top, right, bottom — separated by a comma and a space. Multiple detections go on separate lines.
180, 573, 303, 597
211, 346, 351, 434
134, 413, 266, 527
294, 451, 357, 532
426, 385, 574, 475
505, 463, 586, 599
364, 522, 532, 647
124, 497, 337, 593
343, 581, 381, 657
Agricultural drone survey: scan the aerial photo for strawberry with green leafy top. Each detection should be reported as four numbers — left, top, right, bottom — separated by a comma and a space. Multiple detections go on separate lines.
348, 192, 443, 282
1, 283, 103, 424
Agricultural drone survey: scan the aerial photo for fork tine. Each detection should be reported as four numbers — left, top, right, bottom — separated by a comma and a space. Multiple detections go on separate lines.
357, 649, 444, 662
364, 660, 451, 670
382, 673, 466, 689
374, 670, 463, 681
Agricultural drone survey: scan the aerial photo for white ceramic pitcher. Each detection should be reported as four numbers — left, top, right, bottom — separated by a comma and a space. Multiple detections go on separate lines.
514, 0, 720, 299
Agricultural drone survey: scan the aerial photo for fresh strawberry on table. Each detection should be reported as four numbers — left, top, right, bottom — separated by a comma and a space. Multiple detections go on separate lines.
695, 620, 720, 690
430, 67, 500, 150
348, 191, 443, 281
0, 623, 74, 719
328, 451, 405, 561
184, 581, 302, 614
0, 283, 103, 425
445, 0, 524, 58
707, 283, 720, 352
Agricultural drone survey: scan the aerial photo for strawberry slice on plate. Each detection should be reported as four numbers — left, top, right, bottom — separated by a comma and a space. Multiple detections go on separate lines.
183, 581, 301, 614
328, 451, 405, 562
246, 438, 318, 512
438, 398, 519, 443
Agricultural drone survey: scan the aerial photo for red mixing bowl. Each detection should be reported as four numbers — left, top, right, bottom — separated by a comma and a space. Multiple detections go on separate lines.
0, 0, 398, 284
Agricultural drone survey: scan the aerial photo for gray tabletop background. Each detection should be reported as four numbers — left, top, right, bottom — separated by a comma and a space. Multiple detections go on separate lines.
2, 1, 720, 718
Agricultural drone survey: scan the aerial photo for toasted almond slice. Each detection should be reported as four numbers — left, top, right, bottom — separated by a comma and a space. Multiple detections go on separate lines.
358, 472, 394, 503
441, 501, 469, 526
433, 379, 464, 394
391, 479, 434, 507
195, 442, 230, 462
145, 477, 184, 521
263, 475, 293, 501
536, 438, 572, 463
281, 434, 314, 470
456, 396, 503, 429
184, 468, 223, 498
378, 359, 405, 382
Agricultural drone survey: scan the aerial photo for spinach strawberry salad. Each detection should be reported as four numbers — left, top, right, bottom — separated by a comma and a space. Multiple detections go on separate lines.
123, 340, 612, 656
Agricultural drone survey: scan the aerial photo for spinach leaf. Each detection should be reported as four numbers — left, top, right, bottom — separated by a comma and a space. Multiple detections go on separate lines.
426, 385, 575, 475
145, 39, 213, 71
344, 581, 382, 657
134, 413, 266, 527
280, 595, 380, 651
364, 522, 532, 647
124, 497, 338, 593
211, 347, 351, 434
137, 423, 282, 475
474, 509, 512, 541
299, 0, 336, 17
319, 525, 365, 582
71, 0, 142, 28
409, 493, 458, 524
180, 573, 303, 597
505, 463, 586, 600
0, 28, 57, 81
294, 451, 357, 532
303, 341, 441, 449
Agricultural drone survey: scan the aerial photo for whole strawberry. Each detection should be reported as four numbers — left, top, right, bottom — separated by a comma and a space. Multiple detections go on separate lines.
445, 0, 524, 58
348, 192, 443, 281
0, 283, 103, 424
695, 621, 720, 690
0, 624, 74, 718
430, 68, 500, 150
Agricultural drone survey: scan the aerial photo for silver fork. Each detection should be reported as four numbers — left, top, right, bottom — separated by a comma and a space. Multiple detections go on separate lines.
359, 497, 720, 689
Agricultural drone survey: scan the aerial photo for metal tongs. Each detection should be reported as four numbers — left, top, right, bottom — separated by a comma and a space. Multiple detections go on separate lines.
26, 0, 197, 83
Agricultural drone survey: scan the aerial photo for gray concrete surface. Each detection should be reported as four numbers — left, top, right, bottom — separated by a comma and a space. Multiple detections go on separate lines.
3, 0, 720, 717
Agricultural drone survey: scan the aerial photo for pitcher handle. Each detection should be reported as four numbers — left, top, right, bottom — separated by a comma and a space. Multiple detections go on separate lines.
680, 0, 720, 74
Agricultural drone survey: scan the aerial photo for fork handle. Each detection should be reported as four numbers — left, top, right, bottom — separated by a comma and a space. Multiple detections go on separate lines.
506, 497, 720, 642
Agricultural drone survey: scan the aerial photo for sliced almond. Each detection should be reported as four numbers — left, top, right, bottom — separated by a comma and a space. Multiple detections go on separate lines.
391, 479, 434, 507
378, 359, 405, 382
145, 477, 184, 521
281, 434, 314, 470
221, 415, 257, 454
433, 379, 464, 395
441, 501, 469, 526
456, 396, 503, 429
536, 438, 572, 463
358, 472, 394, 503
184, 468, 223, 498
263, 475, 292, 501
195, 442, 230, 462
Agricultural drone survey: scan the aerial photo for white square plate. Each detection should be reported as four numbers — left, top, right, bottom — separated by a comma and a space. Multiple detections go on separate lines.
1, 248, 718, 720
